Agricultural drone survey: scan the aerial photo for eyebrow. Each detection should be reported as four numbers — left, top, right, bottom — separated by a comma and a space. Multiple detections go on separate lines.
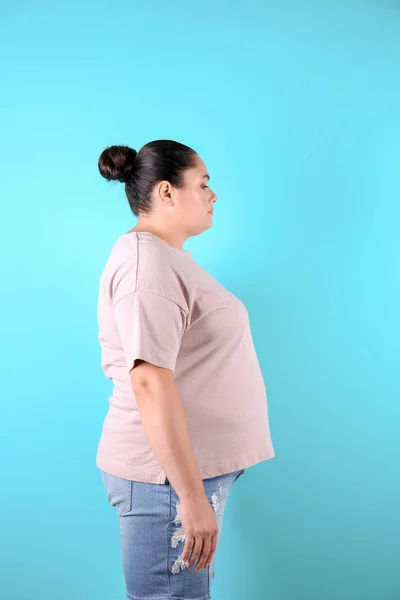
202, 174, 210, 180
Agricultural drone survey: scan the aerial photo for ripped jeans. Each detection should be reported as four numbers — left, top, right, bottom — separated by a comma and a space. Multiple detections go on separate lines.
100, 468, 245, 600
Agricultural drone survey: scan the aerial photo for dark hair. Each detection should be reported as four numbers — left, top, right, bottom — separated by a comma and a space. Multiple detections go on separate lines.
98, 139, 199, 216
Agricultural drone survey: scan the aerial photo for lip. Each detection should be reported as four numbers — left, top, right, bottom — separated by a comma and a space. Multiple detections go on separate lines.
208, 210, 214, 214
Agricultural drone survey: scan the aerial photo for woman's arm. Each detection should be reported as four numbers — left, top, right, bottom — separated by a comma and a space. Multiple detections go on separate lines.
130, 361, 206, 501
130, 360, 219, 573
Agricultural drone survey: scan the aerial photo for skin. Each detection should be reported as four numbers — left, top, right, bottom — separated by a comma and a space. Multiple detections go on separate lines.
127, 155, 220, 574
126, 154, 218, 248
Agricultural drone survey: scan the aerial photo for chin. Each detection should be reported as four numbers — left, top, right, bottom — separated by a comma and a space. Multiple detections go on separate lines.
190, 222, 211, 236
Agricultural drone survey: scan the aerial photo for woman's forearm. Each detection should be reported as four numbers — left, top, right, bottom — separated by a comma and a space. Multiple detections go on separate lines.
131, 366, 206, 500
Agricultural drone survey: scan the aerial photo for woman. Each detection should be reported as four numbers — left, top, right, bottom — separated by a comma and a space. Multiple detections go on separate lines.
96, 140, 275, 600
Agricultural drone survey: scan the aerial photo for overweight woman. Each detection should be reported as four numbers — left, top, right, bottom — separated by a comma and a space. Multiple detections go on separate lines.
96, 139, 275, 600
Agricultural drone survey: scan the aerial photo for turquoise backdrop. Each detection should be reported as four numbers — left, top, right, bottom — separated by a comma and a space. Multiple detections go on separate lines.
0, 1, 399, 599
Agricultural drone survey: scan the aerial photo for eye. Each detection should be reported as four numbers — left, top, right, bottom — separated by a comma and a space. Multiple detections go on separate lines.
202, 185, 209, 189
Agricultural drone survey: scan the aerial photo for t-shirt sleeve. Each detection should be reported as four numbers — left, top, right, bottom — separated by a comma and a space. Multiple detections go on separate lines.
113, 290, 187, 374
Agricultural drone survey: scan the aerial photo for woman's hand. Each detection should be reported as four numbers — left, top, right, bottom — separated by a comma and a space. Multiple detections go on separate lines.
179, 495, 219, 572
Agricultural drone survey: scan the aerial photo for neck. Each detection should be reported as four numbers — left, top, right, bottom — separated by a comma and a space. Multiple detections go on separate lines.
127, 223, 188, 250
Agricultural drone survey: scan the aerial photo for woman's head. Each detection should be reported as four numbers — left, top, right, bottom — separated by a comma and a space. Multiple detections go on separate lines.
98, 140, 217, 237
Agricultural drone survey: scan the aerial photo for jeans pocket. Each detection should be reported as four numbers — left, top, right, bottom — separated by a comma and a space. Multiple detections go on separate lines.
101, 470, 133, 517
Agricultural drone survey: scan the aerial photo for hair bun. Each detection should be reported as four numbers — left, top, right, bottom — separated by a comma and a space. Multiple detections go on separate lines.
98, 145, 137, 183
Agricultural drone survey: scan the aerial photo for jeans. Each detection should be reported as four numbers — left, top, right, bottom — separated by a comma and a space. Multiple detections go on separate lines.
100, 467, 245, 600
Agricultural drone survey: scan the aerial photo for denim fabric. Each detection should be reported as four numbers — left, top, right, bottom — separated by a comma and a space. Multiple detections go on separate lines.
100, 468, 245, 600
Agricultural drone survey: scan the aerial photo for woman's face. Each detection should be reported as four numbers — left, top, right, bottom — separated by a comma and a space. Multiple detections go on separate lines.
171, 156, 218, 235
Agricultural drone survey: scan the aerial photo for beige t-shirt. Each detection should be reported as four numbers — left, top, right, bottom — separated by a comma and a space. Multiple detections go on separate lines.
96, 231, 275, 484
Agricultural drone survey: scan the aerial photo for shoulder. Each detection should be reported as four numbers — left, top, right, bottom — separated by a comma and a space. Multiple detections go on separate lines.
136, 236, 188, 311
109, 233, 188, 313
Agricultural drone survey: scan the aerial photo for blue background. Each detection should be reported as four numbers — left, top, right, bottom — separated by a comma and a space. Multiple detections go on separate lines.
1, 1, 399, 598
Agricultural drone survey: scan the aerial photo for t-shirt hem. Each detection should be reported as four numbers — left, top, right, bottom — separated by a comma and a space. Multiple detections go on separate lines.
96, 449, 275, 485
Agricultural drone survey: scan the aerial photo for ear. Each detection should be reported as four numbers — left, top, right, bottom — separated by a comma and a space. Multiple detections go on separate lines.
158, 180, 174, 207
